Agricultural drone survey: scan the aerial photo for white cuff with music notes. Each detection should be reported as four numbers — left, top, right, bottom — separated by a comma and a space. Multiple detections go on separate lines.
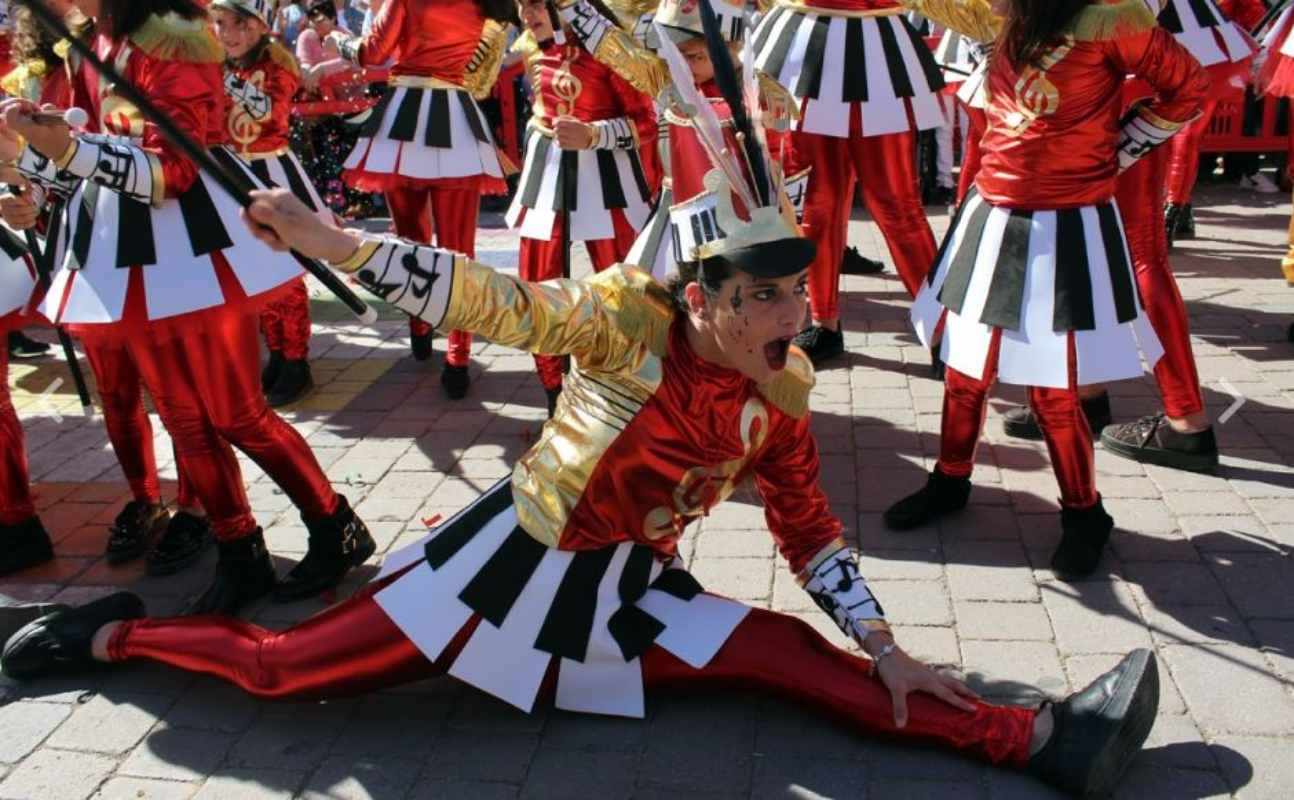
799, 540, 888, 647
332, 237, 459, 329
590, 117, 636, 151
15, 145, 80, 197
558, 0, 613, 56
57, 135, 161, 207
1116, 102, 1186, 174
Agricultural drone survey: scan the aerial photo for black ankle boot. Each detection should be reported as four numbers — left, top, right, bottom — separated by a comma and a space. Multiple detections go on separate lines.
0, 516, 54, 577
1, 592, 145, 680
441, 363, 470, 400
146, 511, 213, 576
1050, 497, 1114, 581
185, 529, 277, 616
930, 343, 946, 380
104, 500, 170, 564
274, 496, 375, 602
840, 245, 884, 276
792, 325, 845, 366
267, 359, 314, 408
261, 350, 285, 393
884, 468, 972, 531
411, 331, 434, 362
545, 386, 562, 419
1002, 393, 1113, 442
1164, 203, 1183, 249
1028, 649, 1159, 797
1176, 203, 1195, 240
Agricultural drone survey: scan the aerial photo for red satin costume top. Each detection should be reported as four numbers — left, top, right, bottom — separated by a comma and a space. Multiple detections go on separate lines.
796, 0, 901, 11
1215, 0, 1266, 31
225, 40, 299, 155
976, 27, 1208, 209
355, 0, 492, 79
526, 38, 656, 143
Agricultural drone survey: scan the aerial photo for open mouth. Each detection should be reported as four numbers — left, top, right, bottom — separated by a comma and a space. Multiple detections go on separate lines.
763, 336, 792, 371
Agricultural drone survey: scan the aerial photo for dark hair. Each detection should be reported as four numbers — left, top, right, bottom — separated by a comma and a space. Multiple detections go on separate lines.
1000, 0, 1090, 70
480, 0, 521, 26
307, 0, 337, 21
667, 258, 734, 315
100, 0, 206, 39
11, 5, 61, 69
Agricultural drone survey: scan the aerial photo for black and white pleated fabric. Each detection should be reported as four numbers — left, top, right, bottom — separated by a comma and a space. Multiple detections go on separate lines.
1158, 0, 1255, 68
505, 125, 653, 241
910, 190, 1163, 389
934, 27, 982, 85
373, 480, 750, 718
240, 149, 332, 223
623, 184, 675, 281
0, 223, 36, 318
40, 146, 303, 325
752, 5, 946, 138
344, 82, 505, 181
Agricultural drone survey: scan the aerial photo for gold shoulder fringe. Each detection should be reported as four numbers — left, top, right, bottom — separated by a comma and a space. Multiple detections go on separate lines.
129, 12, 224, 64
757, 347, 814, 419
511, 29, 540, 57
590, 265, 676, 358
1069, 0, 1158, 43
266, 39, 301, 77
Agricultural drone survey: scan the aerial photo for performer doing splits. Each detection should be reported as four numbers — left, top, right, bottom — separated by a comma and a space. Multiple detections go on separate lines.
4, 50, 1160, 788
886, 0, 1208, 579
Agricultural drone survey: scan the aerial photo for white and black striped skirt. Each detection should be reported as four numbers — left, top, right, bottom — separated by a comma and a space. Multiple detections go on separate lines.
623, 184, 675, 281
240, 149, 331, 222
1160, 0, 1255, 69
505, 126, 653, 242
373, 480, 750, 718
0, 225, 37, 324
753, 8, 945, 138
911, 190, 1163, 389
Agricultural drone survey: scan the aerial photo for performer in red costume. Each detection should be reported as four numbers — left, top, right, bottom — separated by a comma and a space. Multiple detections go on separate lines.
1259, 0, 1294, 287
751, 0, 946, 364
886, 0, 1208, 579
4, 27, 1162, 788
210, 0, 327, 408
334, 0, 515, 398
0, 0, 213, 575
1, 0, 372, 615
1161, 0, 1262, 245
509, 0, 657, 414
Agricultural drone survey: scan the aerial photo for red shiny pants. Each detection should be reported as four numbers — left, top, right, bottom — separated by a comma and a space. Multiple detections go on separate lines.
80, 337, 198, 509
1165, 96, 1220, 206
386, 185, 480, 367
957, 106, 987, 205
107, 310, 338, 540
518, 210, 636, 390
1115, 146, 1205, 419
109, 585, 1034, 767
938, 330, 1098, 510
259, 278, 311, 361
792, 129, 937, 313
0, 345, 35, 525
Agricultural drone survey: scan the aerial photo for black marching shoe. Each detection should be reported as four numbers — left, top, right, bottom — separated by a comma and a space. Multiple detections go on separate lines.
146, 511, 213, 576
8, 330, 50, 360
930, 343, 946, 380
0, 516, 55, 577
1002, 394, 1113, 442
840, 245, 885, 276
185, 529, 277, 616
884, 467, 972, 531
261, 350, 285, 393
1100, 413, 1218, 474
411, 330, 434, 362
1028, 649, 1160, 797
545, 386, 562, 419
104, 501, 170, 565
0, 601, 70, 653
441, 363, 470, 400
1051, 497, 1114, 581
1163, 203, 1184, 249
274, 496, 375, 602
792, 325, 845, 366
1, 592, 146, 681
267, 359, 314, 408
1175, 203, 1195, 241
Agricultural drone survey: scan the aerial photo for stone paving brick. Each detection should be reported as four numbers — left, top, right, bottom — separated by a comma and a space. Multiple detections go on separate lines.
1161, 643, 1294, 735
0, 701, 69, 764
162, 680, 261, 734
749, 756, 865, 800
46, 693, 171, 755
1212, 735, 1294, 799
961, 641, 1067, 703
522, 748, 637, 799
1039, 580, 1152, 654
191, 769, 303, 799
688, 558, 775, 602
639, 699, 756, 796
1140, 603, 1256, 647
1206, 552, 1294, 619
868, 580, 952, 626
0, 748, 116, 800
119, 727, 236, 782
1138, 714, 1215, 772
301, 756, 421, 800
91, 777, 197, 800
422, 732, 539, 784
228, 707, 348, 771
944, 542, 1039, 602
1111, 765, 1232, 800
892, 625, 961, 667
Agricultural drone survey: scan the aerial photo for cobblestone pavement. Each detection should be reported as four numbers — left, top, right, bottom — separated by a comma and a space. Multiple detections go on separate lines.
1, 185, 1292, 800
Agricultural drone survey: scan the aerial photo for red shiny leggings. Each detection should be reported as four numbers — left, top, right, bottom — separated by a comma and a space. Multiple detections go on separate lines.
108, 587, 1034, 767
1165, 96, 1220, 206
939, 330, 1098, 509
386, 185, 480, 367
113, 310, 337, 540
793, 128, 936, 313
1115, 145, 1204, 418
518, 211, 636, 390
957, 106, 987, 205
0, 345, 35, 525
81, 336, 198, 509
259, 278, 311, 361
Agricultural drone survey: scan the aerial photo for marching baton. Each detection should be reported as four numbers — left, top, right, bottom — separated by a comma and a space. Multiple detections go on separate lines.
18, 0, 379, 325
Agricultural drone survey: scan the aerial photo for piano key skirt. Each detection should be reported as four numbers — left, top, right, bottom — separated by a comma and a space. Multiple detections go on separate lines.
910, 190, 1164, 389
343, 78, 507, 194
753, 6, 946, 138
0, 225, 38, 331
372, 479, 750, 719
240, 148, 332, 223
505, 125, 653, 242
39, 147, 303, 337
1261, 6, 1294, 97
1160, 0, 1255, 72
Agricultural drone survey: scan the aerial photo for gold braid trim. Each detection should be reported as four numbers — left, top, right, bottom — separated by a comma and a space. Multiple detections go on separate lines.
1068, 0, 1158, 43
463, 19, 512, 100
129, 13, 224, 64
265, 39, 301, 78
756, 347, 814, 419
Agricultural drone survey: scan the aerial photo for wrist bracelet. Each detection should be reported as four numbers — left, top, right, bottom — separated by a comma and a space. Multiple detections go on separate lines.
872, 642, 898, 664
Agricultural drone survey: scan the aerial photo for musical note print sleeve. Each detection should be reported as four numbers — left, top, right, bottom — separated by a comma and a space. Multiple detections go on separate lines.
798, 539, 890, 647
224, 71, 273, 122
53, 134, 163, 207
1108, 26, 1207, 172
14, 145, 82, 198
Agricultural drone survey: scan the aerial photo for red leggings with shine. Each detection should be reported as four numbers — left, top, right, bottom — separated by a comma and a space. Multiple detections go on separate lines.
259, 278, 311, 361
1165, 97, 1220, 206
0, 344, 35, 525
386, 185, 480, 368
109, 578, 1035, 767
517, 210, 636, 390
792, 127, 937, 313
938, 330, 1098, 510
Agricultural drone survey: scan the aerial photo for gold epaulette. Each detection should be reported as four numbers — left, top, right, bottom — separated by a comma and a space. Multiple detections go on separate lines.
463, 19, 512, 100
605, 0, 658, 27
510, 29, 540, 57
757, 346, 814, 419
1069, 0, 1158, 42
129, 12, 224, 64
591, 265, 676, 358
265, 39, 301, 78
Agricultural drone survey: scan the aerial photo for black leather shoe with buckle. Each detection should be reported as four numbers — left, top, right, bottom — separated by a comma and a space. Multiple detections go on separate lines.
274, 496, 376, 602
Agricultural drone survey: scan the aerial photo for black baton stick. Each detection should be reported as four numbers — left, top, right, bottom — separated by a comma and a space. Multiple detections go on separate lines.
18, 0, 378, 325
22, 211, 93, 416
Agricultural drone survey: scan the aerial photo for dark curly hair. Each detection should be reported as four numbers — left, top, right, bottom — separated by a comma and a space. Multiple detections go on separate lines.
1000, 0, 1090, 70
667, 258, 734, 316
